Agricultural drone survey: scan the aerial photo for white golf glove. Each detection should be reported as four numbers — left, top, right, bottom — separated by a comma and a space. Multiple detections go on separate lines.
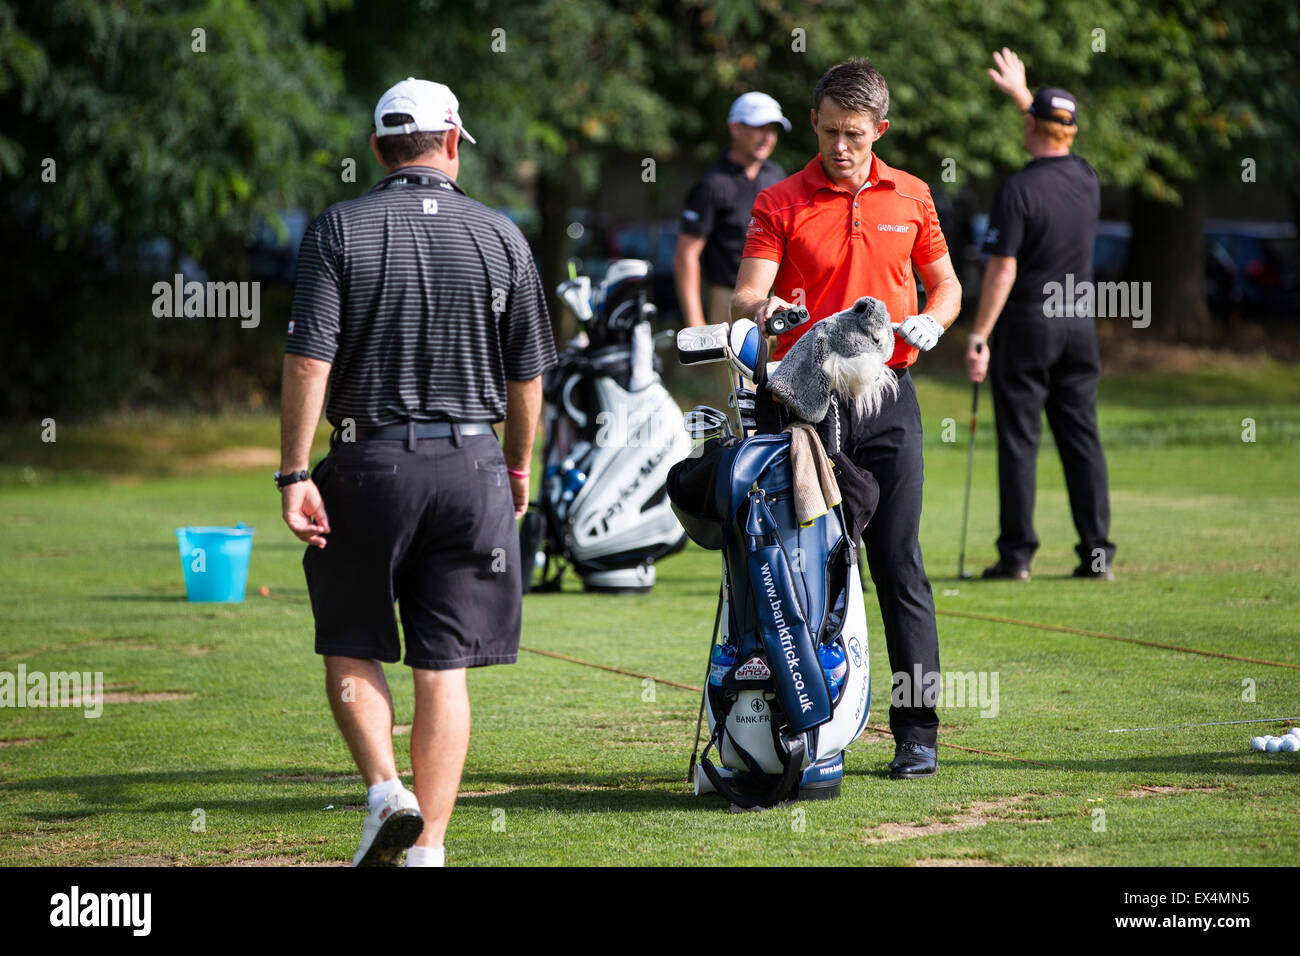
893, 313, 944, 352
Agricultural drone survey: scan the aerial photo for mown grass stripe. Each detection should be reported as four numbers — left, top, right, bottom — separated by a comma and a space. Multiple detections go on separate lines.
519, 645, 703, 692
936, 608, 1300, 670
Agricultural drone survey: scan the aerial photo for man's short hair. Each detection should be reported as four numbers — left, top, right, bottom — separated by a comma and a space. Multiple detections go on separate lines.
813, 59, 889, 124
376, 113, 447, 166
1034, 108, 1077, 148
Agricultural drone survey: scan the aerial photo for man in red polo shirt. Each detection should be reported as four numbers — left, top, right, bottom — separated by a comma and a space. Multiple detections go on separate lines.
732, 58, 962, 779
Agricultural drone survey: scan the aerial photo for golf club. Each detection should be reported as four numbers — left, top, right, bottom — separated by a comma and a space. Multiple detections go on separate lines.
686, 583, 726, 783
957, 343, 983, 579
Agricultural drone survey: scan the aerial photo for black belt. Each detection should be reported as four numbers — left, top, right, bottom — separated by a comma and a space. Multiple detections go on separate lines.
333, 421, 496, 451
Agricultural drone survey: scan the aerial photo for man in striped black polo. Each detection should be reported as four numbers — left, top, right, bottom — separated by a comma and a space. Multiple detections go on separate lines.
278, 78, 556, 867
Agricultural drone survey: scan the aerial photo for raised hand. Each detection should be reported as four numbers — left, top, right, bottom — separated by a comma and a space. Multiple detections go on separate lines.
988, 47, 1032, 110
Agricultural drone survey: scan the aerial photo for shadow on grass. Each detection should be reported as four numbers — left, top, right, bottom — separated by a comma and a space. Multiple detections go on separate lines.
6, 750, 1281, 825
453, 775, 719, 813
0, 767, 721, 816
842, 750, 1300, 778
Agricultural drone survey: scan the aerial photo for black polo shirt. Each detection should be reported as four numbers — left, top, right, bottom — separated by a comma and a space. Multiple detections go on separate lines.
286, 165, 556, 427
981, 153, 1100, 320
680, 152, 785, 288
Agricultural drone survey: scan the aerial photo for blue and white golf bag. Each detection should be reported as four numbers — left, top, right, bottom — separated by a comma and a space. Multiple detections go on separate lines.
669, 431, 874, 808
521, 260, 690, 593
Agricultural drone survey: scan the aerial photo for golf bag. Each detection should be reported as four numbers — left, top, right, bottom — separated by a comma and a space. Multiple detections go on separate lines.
667, 305, 880, 808
520, 260, 691, 593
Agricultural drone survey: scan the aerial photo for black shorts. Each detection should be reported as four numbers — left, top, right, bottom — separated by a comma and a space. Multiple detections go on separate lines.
302, 432, 521, 670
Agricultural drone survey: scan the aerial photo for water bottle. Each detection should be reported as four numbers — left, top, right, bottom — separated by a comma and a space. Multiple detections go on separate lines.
559, 458, 587, 504
708, 644, 737, 687
819, 642, 847, 702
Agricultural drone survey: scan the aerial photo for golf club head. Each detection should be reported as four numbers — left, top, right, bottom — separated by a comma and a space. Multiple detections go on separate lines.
557, 277, 593, 323
684, 405, 733, 440
676, 323, 731, 365
727, 319, 763, 381
728, 388, 756, 414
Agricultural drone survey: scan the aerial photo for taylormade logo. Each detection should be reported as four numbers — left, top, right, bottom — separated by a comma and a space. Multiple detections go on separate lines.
759, 561, 813, 714
50, 886, 151, 936
1043, 274, 1152, 328
0, 666, 103, 718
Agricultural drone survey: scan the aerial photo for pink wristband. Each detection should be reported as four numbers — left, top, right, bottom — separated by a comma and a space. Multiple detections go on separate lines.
507, 467, 530, 480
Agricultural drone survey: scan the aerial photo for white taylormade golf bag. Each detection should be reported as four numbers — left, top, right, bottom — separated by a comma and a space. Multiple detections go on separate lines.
668, 310, 886, 807
520, 260, 691, 593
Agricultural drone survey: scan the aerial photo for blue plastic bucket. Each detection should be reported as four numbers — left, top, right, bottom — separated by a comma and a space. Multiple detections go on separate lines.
175, 524, 255, 602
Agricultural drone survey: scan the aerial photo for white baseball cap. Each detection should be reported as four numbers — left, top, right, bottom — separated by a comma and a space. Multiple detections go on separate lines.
727, 91, 791, 131
374, 77, 477, 144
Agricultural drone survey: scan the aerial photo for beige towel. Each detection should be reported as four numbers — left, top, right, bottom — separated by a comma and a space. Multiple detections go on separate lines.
785, 423, 841, 525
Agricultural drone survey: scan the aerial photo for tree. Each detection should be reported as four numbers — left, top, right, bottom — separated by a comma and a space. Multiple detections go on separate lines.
0, 0, 356, 419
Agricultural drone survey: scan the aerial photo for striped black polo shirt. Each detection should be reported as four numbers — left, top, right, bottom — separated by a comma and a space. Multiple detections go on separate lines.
286, 165, 556, 426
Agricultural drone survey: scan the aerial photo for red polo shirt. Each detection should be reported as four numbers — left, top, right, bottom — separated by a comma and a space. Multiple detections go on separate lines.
741, 153, 949, 367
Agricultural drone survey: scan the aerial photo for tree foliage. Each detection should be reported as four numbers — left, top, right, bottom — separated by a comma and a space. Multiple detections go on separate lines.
1, 0, 1296, 418
1, 0, 353, 256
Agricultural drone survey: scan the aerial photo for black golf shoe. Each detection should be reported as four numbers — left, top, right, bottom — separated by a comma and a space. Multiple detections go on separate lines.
981, 559, 1031, 582
1072, 563, 1115, 580
889, 741, 938, 779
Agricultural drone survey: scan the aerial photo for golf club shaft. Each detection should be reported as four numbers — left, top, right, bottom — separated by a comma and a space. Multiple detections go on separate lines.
687, 583, 725, 782
957, 359, 981, 577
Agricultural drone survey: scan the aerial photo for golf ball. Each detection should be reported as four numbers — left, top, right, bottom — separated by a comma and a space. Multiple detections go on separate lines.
1250, 736, 1267, 751
1287, 727, 1300, 738
1280, 737, 1300, 753
1265, 737, 1282, 752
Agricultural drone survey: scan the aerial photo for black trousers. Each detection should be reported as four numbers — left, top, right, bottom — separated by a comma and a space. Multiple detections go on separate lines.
989, 315, 1115, 568
816, 371, 941, 747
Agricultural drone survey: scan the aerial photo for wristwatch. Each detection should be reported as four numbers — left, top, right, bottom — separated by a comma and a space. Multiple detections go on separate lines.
274, 470, 311, 489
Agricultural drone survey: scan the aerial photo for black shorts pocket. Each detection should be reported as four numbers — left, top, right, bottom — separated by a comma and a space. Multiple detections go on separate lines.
310, 456, 334, 486
334, 462, 398, 474
328, 459, 399, 497
474, 458, 508, 487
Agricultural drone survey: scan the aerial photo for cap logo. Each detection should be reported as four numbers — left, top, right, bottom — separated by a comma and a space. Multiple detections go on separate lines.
1050, 96, 1076, 112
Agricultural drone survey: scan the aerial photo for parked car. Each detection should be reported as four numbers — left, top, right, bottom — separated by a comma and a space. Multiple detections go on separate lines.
965, 216, 1300, 318
1204, 220, 1300, 316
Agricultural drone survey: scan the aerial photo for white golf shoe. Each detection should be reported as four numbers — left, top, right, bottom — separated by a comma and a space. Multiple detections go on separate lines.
351, 786, 423, 867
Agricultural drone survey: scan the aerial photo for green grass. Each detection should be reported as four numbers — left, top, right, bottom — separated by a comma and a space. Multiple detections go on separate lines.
1, 362, 1298, 866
